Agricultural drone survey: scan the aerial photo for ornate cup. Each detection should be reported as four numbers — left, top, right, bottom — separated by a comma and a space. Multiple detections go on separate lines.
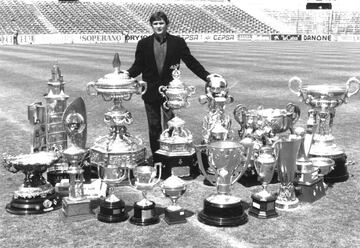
3, 151, 62, 214
129, 163, 162, 226
289, 76, 360, 183
161, 175, 187, 225
249, 146, 278, 218
273, 134, 302, 210
195, 140, 253, 227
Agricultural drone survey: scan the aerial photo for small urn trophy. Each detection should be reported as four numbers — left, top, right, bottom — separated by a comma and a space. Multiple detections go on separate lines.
289, 76, 360, 183
128, 163, 162, 226
195, 140, 253, 227
156, 68, 198, 180
161, 175, 187, 225
87, 53, 147, 223
3, 151, 62, 214
248, 146, 278, 219
61, 98, 91, 218
273, 134, 302, 210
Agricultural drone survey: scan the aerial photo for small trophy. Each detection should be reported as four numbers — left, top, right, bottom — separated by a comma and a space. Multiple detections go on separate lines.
61, 98, 91, 218
195, 140, 253, 227
248, 146, 278, 218
3, 151, 62, 215
273, 134, 302, 210
161, 175, 187, 225
289, 76, 360, 183
156, 68, 198, 180
129, 163, 162, 226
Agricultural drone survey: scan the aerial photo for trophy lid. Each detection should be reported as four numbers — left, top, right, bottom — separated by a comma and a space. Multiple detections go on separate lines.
168, 68, 186, 89
162, 175, 186, 189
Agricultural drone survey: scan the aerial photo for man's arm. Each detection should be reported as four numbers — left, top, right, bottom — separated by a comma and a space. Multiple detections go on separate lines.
127, 40, 145, 78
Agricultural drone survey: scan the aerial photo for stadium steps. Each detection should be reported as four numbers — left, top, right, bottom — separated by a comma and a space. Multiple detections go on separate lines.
120, 4, 152, 33
31, 3, 58, 34
199, 5, 238, 33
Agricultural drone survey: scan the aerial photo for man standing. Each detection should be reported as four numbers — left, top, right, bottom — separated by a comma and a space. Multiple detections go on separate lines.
127, 11, 219, 162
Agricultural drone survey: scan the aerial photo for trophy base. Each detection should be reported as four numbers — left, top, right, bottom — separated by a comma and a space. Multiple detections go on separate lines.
275, 198, 299, 211
97, 198, 128, 223
295, 177, 326, 203
129, 200, 160, 226
155, 153, 199, 180
248, 194, 278, 219
198, 197, 248, 227
5, 193, 62, 215
62, 197, 92, 217
310, 150, 348, 184
164, 207, 187, 225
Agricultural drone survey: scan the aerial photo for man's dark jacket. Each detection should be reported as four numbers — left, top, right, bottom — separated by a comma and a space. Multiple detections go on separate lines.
127, 33, 210, 104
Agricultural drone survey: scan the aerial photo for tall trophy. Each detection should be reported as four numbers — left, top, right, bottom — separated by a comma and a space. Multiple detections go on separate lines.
87, 53, 147, 223
3, 151, 62, 214
289, 76, 360, 183
128, 163, 162, 226
61, 97, 91, 218
195, 140, 253, 227
161, 175, 187, 225
156, 67, 198, 180
273, 134, 302, 210
248, 145, 278, 218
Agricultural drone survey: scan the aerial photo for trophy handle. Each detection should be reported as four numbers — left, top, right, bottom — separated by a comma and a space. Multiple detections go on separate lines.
187, 85, 196, 96
158, 85, 167, 97
233, 104, 248, 125
128, 167, 135, 188
346, 77, 360, 98
86, 81, 98, 96
152, 162, 163, 186
226, 95, 234, 104
138, 80, 147, 96
288, 76, 302, 96
286, 103, 301, 126
231, 138, 254, 184
195, 144, 216, 186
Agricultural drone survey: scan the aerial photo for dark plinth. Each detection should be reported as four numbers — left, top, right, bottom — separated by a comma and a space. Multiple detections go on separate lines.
198, 198, 248, 227
164, 207, 187, 225
248, 194, 278, 219
129, 200, 160, 226
156, 153, 199, 180
97, 198, 128, 223
6, 193, 62, 215
295, 177, 326, 203
310, 153, 348, 184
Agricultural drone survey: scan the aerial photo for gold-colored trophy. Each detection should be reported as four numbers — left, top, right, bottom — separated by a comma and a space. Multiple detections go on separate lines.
161, 175, 187, 225
3, 151, 62, 215
61, 98, 91, 219
289, 76, 360, 183
128, 163, 162, 226
248, 146, 278, 218
156, 68, 198, 179
196, 140, 253, 226
87, 53, 147, 223
273, 134, 302, 210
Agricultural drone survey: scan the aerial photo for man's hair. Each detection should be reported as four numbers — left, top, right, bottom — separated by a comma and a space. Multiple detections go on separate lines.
149, 11, 169, 25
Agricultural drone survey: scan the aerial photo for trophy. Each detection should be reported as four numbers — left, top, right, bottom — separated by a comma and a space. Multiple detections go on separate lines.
289, 76, 360, 183
156, 67, 198, 180
161, 175, 187, 225
294, 127, 327, 203
3, 151, 62, 214
128, 163, 162, 226
196, 140, 253, 227
248, 146, 278, 218
61, 97, 92, 218
233, 103, 300, 184
87, 53, 147, 223
273, 134, 302, 210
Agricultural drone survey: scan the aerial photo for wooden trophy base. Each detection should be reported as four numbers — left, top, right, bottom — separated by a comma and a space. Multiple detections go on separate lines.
164, 207, 187, 225
129, 200, 160, 226
97, 198, 128, 223
295, 177, 326, 203
248, 194, 278, 219
156, 153, 199, 180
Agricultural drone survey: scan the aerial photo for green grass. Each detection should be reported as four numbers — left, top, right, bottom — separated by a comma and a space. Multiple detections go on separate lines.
0, 42, 360, 248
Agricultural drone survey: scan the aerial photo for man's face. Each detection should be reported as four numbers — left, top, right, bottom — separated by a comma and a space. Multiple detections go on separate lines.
151, 19, 168, 36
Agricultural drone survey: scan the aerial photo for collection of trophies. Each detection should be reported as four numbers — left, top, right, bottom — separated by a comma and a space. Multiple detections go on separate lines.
3, 53, 360, 227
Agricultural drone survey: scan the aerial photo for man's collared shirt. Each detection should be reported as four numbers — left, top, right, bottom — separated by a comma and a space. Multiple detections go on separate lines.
153, 36, 167, 76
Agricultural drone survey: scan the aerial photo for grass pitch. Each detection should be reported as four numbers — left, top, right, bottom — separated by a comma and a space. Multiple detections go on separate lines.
0, 42, 360, 248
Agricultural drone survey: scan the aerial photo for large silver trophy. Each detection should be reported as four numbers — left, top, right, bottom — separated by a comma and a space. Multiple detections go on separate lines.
128, 163, 162, 226
156, 67, 198, 179
196, 140, 253, 227
289, 76, 360, 183
233, 103, 300, 183
87, 53, 147, 223
273, 134, 302, 210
